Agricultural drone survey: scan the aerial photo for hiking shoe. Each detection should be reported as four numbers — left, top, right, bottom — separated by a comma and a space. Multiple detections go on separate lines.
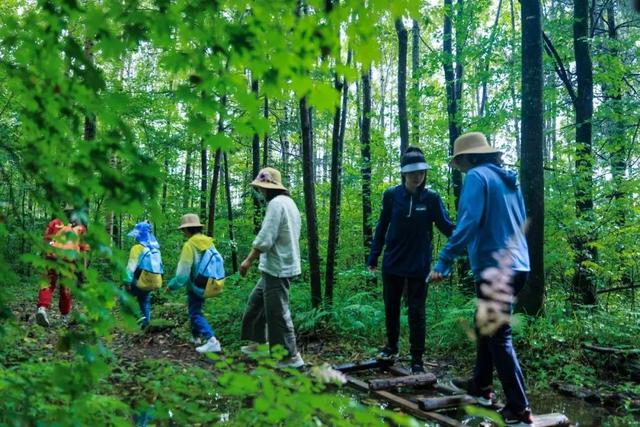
241, 342, 268, 356
277, 352, 305, 369
498, 406, 535, 426
376, 346, 399, 362
411, 362, 426, 375
36, 307, 50, 327
451, 377, 494, 407
196, 336, 222, 354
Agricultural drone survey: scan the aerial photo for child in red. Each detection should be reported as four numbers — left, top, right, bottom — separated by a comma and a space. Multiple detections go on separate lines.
36, 212, 88, 327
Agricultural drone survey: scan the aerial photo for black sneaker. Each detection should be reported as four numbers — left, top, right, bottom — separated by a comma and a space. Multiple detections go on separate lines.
498, 406, 535, 426
411, 362, 426, 375
376, 346, 398, 362
451, 377, 494, 407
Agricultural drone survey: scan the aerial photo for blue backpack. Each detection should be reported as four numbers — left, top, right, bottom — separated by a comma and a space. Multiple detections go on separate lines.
192, 246, 225, 298
134, 247, 163, 291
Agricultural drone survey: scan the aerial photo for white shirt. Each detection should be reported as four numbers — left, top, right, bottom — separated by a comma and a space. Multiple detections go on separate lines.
252, 195, 301, 278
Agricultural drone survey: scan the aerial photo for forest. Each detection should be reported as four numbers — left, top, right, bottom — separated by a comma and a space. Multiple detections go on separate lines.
0, 0, 639, 426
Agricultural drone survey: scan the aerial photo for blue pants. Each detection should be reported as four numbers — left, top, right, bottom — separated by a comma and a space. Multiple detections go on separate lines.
474, 271, 529, 412
127, 285, 151, 327
188, 290, 214, 340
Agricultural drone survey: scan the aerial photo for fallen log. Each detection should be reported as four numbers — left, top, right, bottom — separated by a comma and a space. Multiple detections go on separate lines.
417, 395, 475, 411
368, 373, 437, 391
582, 343, 640, 356
345, 375, 463, 427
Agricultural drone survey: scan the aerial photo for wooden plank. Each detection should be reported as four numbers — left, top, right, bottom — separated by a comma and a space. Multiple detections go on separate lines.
532, 413, 570, 427
346, 375, 464, 427
417, 395, 475, 411
333, 359, 383, 373
369, 373, 437, 390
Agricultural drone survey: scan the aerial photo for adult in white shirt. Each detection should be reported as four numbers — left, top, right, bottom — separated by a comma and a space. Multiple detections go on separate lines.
239, 167, 304, 369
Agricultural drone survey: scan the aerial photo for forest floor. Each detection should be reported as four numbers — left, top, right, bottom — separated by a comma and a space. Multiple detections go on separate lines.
3, 274, 640, 426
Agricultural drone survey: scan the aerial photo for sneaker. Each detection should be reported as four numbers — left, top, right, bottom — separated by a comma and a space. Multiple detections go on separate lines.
411, 362, 426, 375
277, 352, 305, 369
36, 307, 50, 327
196, 336, 222, 354
498, 406, 535, 426
241, 342, 268, 356
451, 377, 494, 407
376, 346, 398, 362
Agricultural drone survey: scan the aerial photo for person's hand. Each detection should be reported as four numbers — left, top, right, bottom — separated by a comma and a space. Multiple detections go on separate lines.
240, 259, 252, 277
367, 265, 377, 274
429, 271, 445, 282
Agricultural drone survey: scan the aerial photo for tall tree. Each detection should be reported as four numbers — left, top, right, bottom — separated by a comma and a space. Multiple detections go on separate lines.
395, 18, 409, 155
207, 148, 222, 236
263, 96, 269, 167
300, 97, 322, 308
183, 148, 192, 209
325, 53, 350, 304
200, 141, 207, 221
517, 0, 544, 315
360, 70, 373, 263
411, 19, 420, 145
573, 0, 597, 305
251, 78, 262, 233
223, 152, 238, 272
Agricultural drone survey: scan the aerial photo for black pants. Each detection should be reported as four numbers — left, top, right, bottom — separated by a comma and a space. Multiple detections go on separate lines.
382, 273, 428, 361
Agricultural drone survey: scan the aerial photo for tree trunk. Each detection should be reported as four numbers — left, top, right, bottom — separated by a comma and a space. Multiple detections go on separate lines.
263, 95, 269, 167
183, 148, 192, 209
223, 152, 238, 273
207, 149, 222, 237
572, 0, 597, 305
200, 144, 207, 221
509, 0, 521, 158
161, 157, 169, 214
411, 19, 420, 146
361, 70, 374, 263
517, 0, 544, 315
300, 97, 322, 308
251, 78, 262, 234
395, 18, 409, 155
325, 54, 350, 304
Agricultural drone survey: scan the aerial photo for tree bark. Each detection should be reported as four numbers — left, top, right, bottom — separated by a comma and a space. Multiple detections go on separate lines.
396, 18, 409, 155
263, 95, 269, 167
200, 143, 207, 221
572, 0, 597, 305
300, 97, 322, 308
207, 148, 222, 237
517, 0, 544, 315
183, 148, 192, 209
251, 78, 262, 234
325, 53, 350, 304
223, 152, 238, 273
361, 70, 374, 264
411, 19, 420, 146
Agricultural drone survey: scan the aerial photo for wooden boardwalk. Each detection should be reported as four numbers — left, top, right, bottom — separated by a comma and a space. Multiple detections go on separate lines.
334, 359, 571, 427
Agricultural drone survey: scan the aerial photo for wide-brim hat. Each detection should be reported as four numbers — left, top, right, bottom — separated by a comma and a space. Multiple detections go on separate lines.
177, 213, 203, 230
450, 132, 502, 165
251, 167, 287, 191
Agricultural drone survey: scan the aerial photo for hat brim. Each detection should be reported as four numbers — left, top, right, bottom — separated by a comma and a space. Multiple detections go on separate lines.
251, 180, 288, 191
401, 162, 430, 173
449, 146, 503, 166
177, 222, 203, 230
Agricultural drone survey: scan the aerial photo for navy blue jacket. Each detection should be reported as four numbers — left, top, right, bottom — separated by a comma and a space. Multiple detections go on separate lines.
368, 185, 455, 278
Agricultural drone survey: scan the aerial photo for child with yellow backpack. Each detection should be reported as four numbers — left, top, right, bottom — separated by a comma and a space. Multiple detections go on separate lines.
124, 221, 163, 328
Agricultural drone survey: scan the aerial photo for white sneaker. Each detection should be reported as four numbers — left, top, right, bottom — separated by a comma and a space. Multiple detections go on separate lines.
36, 307, 50, 327
241, 342, 269, 356
196, 337, 222, 354
277, 352, 305, 369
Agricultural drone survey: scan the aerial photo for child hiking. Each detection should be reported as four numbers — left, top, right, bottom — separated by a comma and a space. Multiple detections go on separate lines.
430, 132, 534, 427
123, 221, 163, 328
167, 214, 224, 354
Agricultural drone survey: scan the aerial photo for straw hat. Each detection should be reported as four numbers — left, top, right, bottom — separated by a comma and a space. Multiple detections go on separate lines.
177, 213, 203, 230
451, 132, 502, 164
250, 167, 287, 191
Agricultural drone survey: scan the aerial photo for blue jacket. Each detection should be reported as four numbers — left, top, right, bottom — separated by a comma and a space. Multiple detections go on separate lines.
434, 164, 530, 278
368, 185, 455, 278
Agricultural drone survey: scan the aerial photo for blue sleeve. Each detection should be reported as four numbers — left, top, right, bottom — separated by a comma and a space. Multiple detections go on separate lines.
435, 173, 485, 274
368, 189, 393, 267
431, 193, 455, 237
